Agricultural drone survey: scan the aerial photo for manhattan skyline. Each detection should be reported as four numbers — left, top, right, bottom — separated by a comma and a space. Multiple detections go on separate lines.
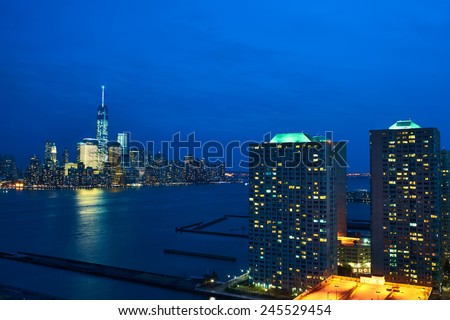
1, 1, 450, 172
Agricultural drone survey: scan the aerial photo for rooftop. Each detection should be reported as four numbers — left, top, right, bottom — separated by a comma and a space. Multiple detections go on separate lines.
338, 236, 370, 247
295, 275, 432, 300
389, 120, 421, 130
270, 132, 312, 143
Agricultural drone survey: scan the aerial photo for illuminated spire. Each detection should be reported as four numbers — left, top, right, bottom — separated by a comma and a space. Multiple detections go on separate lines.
101, 85, 105, 107
97, 85, 109, 171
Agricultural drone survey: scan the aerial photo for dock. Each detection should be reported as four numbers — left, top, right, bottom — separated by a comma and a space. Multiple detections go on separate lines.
0, 251, 264, 300
224, 214, 249, 218
163, 249, 237, 261
193, 216, 227, 230
175, 221, 204, 232
175, 214, 248, 238
0, 251, 197, 293
0, 283, 60, 300
176, 229, 248, 238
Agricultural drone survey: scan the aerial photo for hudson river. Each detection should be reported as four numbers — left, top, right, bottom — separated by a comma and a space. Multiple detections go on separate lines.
0, 179, 369, 299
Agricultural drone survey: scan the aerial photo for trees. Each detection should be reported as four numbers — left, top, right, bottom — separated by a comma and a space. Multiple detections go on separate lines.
337, 264, 353, 277
444, 259, 450, 275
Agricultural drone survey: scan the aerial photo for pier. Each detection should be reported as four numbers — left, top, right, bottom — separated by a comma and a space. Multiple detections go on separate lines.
193, 216, 227, 230
175, 214, 248, 238
224, 214, 249, 218
0, 251, 260, 299
0, 251, 197, 293
176, 229, 248, 238
175, 221, 204, 231
163, 249, 237, 261
0, 283, 60, 300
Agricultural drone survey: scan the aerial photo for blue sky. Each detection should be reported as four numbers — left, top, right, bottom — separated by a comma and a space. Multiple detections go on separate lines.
1, 0, 449, 171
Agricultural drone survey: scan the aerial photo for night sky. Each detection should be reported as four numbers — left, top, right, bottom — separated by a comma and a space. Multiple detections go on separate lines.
1, 0, 449, 172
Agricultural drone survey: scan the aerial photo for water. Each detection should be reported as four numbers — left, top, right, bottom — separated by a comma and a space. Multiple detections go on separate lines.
0, 179, 370, 299
0, 184, 250, 299
346, 176, 370, 192
346, 177, 370, 221
347, 202, 370, 221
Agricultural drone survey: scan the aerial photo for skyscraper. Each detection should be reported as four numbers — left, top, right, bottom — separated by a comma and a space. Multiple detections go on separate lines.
0, 154, 18, 180
441, 150, 450, 260
370, 120, 442, 287
96, 85, 109, 170
61, 147, 69, 167
117, 132, 130, 167
248, 132, 346, 293
44, 141, 57, 164
42, 141, 57, 186
108, 141, 123, 185
77, 138, 99, 169
26, 155, 40, 185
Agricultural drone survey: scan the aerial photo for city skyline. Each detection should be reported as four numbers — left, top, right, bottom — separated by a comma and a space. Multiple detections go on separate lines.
1, 113, 449, 174
1, 1, 450, 172
1, 86, 448, 174
3, 0, 450, 308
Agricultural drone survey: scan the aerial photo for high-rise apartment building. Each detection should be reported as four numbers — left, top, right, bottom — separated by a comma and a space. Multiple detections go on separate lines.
96, 86, 109, 169
370, 120, 442, 287
248, 132, 346, 292
441, 150, 450, 260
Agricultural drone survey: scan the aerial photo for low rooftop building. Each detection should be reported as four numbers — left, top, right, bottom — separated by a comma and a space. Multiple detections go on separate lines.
294, 275, 432, 300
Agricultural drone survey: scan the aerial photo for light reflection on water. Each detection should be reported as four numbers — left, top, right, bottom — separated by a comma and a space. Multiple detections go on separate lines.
75, 189, 107, 215
74, 189, 111, 261
0, 184, 250, 299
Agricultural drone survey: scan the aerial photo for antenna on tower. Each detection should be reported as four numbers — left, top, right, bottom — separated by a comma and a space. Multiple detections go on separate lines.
101, 85, 105, 107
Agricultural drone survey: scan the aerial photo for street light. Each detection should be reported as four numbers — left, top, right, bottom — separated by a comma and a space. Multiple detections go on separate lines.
376, 291, 380, 300
335, 285, 339, 300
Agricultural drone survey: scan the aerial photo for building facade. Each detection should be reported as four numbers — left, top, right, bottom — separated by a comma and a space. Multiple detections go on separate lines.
0, 154, 18, 180
107, 141, 123, 186
117, 132, 130, 167
337, 236, 371, 276
442, 150, 450, 261
77, 138, 99, 170
370, 120, 442, 287
44, 141, 57, 164
61, 147, 69, 167
26, 155, 40, 185
248, 132, 346, 293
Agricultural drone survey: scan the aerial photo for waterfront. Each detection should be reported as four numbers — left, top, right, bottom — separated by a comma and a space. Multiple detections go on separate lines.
346, 177, 370, 222
0, 179, 370, 299
0, 184, 250, 299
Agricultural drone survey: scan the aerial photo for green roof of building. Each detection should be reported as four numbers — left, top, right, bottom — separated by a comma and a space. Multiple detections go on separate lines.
389, 120, 421, 130
270, 132, 312, 143
312, 135, 326, 142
